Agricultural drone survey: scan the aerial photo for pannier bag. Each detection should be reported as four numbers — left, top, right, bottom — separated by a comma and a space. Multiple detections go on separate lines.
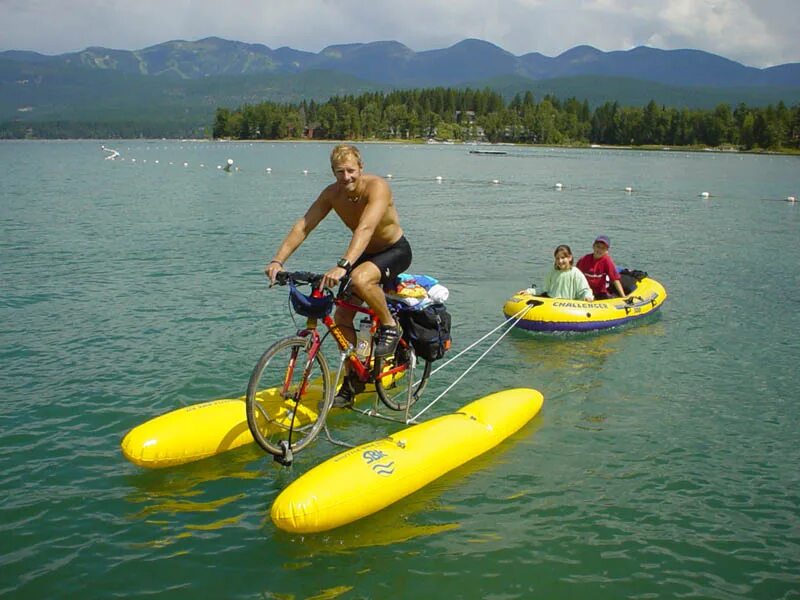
618, 268, 647, 295
399, 303, 452, 361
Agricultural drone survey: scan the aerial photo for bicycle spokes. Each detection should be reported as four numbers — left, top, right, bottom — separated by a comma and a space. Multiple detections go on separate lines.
374, 346, 431, 412
246, 336, 333, 461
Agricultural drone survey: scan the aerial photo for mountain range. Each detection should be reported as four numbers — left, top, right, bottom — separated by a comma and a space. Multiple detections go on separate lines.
2, 37, 799, 136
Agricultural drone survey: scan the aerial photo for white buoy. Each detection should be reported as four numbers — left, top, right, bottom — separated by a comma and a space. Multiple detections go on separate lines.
266, 167, 272, 173
386, 173, 393, 179
154, 160, 159, 164
436, 176, 443, 182
217, 165, 222, 169
491, 179, 500, 185
303, 169, 309, 175
700, 191, 710, 198
625, 186, 633, 193
555, 182, 562, 190
183, 162, 188, 167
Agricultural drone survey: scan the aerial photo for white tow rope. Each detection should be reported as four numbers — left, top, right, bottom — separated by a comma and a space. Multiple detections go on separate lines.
409, 302, 534, 422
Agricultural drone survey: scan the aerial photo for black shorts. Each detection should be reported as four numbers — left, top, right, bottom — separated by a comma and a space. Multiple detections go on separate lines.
354, 235, 412, 286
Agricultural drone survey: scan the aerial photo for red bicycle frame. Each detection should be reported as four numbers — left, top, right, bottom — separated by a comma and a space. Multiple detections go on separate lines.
306, 287, 406, 385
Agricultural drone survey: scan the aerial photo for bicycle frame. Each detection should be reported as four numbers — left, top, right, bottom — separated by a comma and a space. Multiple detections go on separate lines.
307, 290, 378, 384
312, 288, 416, 390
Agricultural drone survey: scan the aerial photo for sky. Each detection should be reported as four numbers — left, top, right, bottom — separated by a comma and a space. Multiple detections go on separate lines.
1, 0, 798, 68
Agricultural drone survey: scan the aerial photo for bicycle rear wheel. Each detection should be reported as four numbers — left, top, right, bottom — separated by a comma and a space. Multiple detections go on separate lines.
373, 340, 431, 411
246, 336, 333, 459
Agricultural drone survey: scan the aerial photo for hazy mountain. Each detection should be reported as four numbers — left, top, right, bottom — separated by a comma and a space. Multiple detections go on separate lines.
2, 37, 798, 136
3, 37, 799, 87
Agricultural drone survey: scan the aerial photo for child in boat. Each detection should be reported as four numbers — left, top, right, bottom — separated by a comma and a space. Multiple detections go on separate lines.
577, 235, 625, 299
540, 244, 594, 301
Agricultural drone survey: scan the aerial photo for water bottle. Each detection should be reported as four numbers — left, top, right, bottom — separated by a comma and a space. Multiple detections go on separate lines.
355, 317, 372, 358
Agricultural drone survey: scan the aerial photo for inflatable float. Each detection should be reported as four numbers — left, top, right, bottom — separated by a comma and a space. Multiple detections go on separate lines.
121, 381, 378, 469
271, 387, 544, 533
503, 269, 667, 332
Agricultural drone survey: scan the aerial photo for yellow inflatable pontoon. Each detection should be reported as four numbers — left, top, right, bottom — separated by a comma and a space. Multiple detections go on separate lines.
503, 269, 667, 332
271, 388, 544, 533
120, 382, 376, 469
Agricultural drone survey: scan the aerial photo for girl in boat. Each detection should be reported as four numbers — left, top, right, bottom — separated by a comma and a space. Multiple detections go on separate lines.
541, 244, 594, 301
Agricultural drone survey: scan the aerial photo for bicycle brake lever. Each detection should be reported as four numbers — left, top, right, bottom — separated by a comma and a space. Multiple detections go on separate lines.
338, 275, 352, 297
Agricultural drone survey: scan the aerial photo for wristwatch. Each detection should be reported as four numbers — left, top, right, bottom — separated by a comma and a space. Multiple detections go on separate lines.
336, 258, 352, 272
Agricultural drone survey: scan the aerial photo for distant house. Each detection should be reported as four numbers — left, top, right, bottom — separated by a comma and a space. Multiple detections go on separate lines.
455, 110, 476, 124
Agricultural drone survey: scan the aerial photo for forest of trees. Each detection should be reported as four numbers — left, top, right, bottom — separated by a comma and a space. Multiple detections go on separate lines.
0, 119, 204, 140
213, 87, 800, 151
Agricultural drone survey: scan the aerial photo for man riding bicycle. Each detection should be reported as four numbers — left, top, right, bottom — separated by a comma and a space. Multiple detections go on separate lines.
265, 144, 412, 406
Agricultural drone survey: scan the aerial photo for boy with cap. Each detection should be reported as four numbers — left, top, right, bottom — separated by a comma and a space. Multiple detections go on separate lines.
576, 235, 626, 300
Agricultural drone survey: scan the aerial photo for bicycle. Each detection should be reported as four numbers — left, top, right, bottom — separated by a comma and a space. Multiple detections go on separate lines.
245, 270, 432, 465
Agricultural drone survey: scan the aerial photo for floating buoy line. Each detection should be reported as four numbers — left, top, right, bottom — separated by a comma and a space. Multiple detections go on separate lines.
100, 145, 793, 202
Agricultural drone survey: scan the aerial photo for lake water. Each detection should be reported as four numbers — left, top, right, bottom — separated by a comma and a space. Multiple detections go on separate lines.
1, 140, 799, 599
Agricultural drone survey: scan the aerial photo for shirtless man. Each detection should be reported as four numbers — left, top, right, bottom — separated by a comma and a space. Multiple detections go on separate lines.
265, 144, 412, 405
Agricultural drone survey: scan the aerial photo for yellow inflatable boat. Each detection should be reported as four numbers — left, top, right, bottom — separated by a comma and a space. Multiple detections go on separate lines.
271, 387, 544, 533
503, 269, 667, 332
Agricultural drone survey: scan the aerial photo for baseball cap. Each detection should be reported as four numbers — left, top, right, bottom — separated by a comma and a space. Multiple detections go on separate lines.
594, 235, 611, 248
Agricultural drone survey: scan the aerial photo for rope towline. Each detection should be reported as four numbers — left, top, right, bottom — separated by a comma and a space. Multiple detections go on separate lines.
409, 302, 534, 422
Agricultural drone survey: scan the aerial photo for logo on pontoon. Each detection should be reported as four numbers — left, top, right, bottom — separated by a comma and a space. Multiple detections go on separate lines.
363, 449, 395, 476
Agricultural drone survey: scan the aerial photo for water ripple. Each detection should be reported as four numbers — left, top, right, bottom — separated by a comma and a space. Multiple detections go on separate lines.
1, 141, 799, 599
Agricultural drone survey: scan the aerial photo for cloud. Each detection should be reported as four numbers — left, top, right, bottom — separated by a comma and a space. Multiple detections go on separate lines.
650, 0, 777, 66
1, 0, 797, 67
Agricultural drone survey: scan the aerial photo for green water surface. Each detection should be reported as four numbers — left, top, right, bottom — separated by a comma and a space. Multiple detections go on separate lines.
1, 140, 798, 599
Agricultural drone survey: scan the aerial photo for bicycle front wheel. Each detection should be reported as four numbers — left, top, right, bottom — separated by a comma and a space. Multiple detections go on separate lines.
374, 341, 431, 412
246, 336, 333, 458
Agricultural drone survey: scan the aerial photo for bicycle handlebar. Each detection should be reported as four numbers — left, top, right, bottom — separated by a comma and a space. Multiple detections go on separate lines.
273, 270, 356, 301
274, 270, 325, 287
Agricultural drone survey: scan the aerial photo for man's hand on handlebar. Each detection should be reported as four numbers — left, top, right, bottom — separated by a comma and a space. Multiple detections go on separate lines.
265, 260, 283, 285
322, 265, 348, 290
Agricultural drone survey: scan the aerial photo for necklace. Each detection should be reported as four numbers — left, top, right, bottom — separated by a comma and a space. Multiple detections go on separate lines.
346, 182, 362, 203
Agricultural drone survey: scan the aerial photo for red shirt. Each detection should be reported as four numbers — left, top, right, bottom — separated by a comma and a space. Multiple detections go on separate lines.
577, 253, 620, 297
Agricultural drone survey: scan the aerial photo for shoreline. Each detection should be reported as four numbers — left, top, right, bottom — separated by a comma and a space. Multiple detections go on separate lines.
3, 136, 799, 156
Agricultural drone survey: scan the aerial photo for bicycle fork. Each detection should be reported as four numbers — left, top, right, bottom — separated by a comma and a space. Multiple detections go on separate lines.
275, 337, 321, 466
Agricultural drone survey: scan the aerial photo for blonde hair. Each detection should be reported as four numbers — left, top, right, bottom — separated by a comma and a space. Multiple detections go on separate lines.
330, 144, 363, 169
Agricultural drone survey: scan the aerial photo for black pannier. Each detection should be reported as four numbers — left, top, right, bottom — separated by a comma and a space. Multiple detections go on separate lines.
618, 268, 647, 295
399, 303, 452, 362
